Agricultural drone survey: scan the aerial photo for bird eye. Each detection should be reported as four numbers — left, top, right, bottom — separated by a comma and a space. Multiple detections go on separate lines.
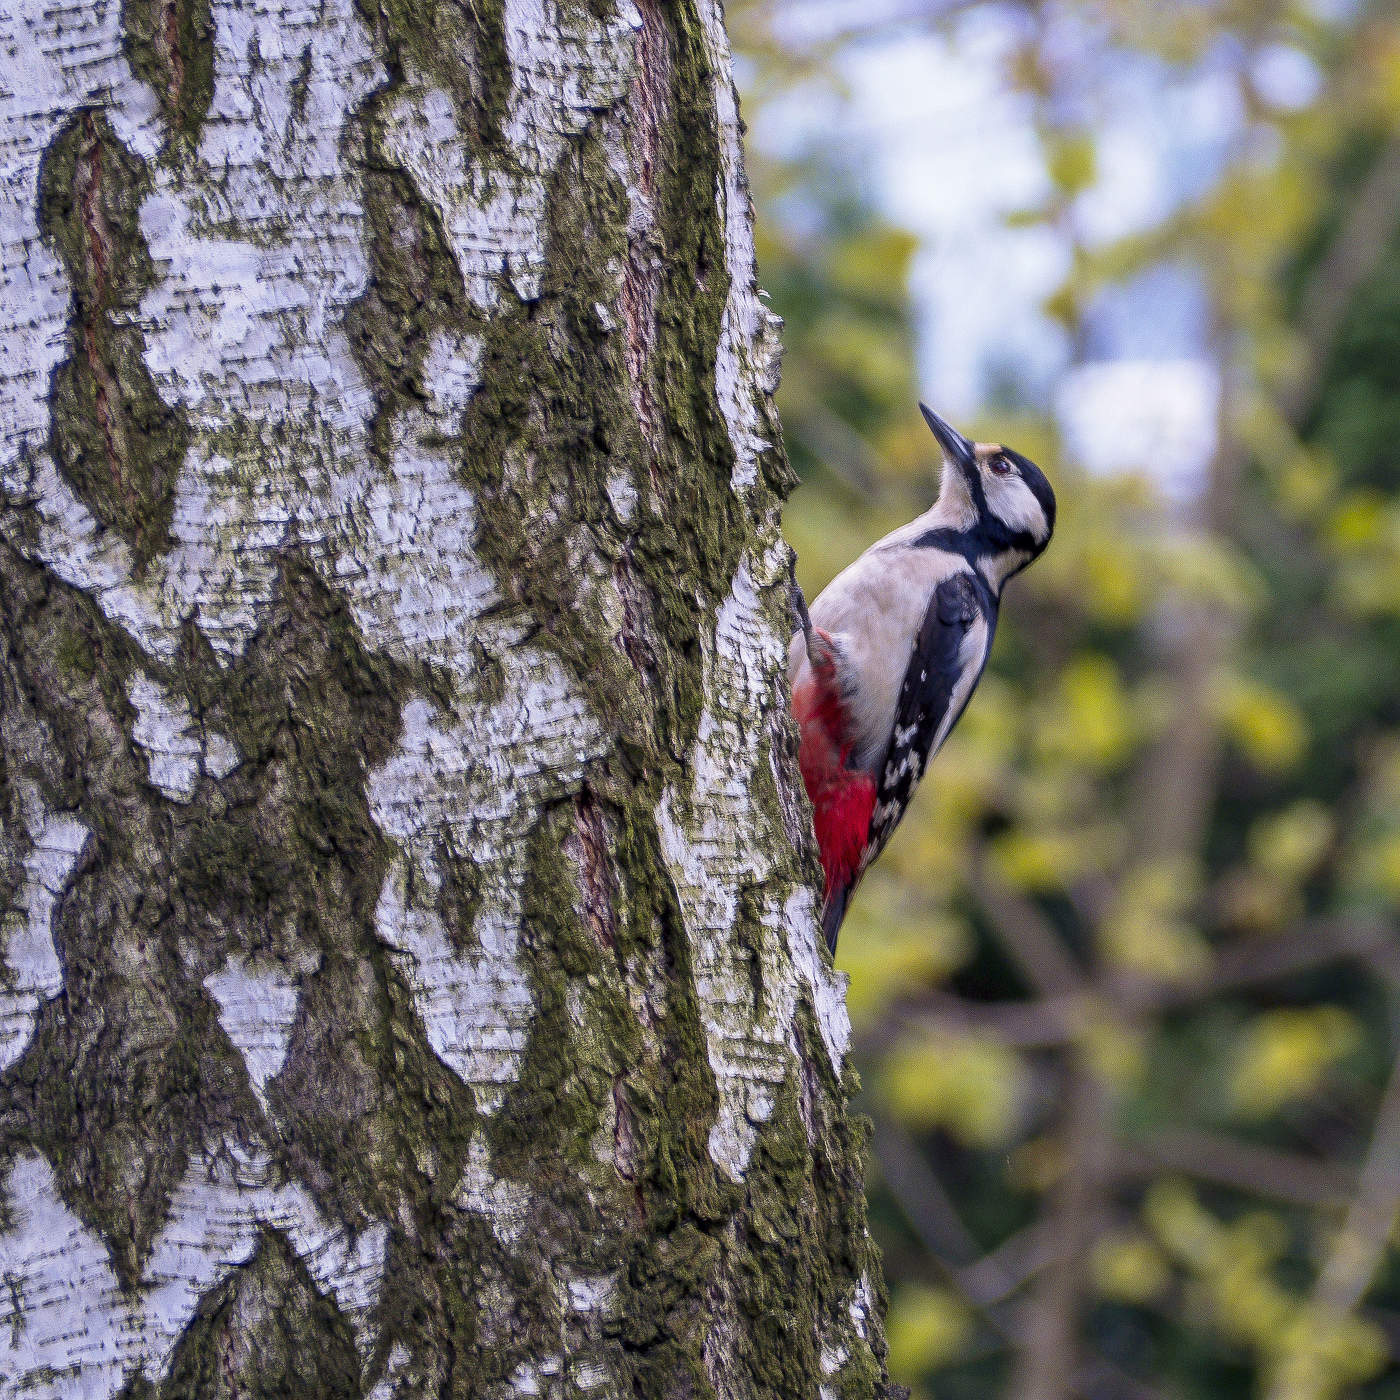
989, 455, 1014, 476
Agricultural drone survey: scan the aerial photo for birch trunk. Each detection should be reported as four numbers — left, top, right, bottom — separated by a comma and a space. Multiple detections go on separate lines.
0, 1, 894, 1396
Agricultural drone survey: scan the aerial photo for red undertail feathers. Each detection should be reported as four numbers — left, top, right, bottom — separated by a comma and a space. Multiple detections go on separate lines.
792, 632, 875, 952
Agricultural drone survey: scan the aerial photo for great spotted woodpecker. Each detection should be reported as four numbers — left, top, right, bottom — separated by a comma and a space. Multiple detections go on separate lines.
790, 404, 1056, 951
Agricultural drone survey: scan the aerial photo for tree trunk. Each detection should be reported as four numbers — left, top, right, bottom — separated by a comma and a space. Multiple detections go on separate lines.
0, 1, 893, 1396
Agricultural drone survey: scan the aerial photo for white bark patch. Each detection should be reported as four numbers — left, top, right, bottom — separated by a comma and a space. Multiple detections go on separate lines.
1, 459, 138, 645
658, 549, 850, 1184
571, 1359, 614, 1393
0, 1148, 388, 1397
0, 814, 88, 1072
0, 0, 161, 655
136, 3, 379, 414
127, 673, 241, 800
0, 1153, 133, 1400
605, 470, 638, 526
457, 1131, 532, 1246
370, 655, 605, 1113
820, 1273, 877, 1396
144, 1146, 389, 1365
202, 956, 302, 1107
367, 1342, 413, 1400
509, 1358, 562, 1396
379, 0, 642, 310
338, 447, 499, 674
204, 731, 241, 779
126, 0, 385, 661
505, 1353, 613, 1397
419, 330, 484, 433
4, 0, 386, 663
782, 885, 852, 1068
565, 1273, 618, 1315
374, 855, 532, 1113
694, 0, 783, 491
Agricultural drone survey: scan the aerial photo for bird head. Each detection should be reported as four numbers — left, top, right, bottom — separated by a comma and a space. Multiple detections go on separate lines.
920, 402, 1055, 589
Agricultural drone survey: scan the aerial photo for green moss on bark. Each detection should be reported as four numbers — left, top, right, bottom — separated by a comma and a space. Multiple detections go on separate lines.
155, 1229, 363, 1399
624, 10, 754, 756
743, 1006, 892, 1399
171, 560, 486, 1232
38, 111, 186, 572
122, 0, 216, 142
357, 0, 509, 148
344, 147, 476, 465
0, 547, 458, 1279
0, 537, 258, 1284
454, 136, 664, 755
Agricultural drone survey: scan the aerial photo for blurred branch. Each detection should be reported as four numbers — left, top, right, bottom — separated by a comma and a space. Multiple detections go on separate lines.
1312, 1052, 1400, 1315
1196, 916, 1399, 997
784, 393, 885, 494
902, 992, 1080, 1047
1075, 1357, 1166, 1400
1008, 1062, 1111, 1400
1262, 1015, 1400, 1400
871, 1109, 1048, 1310
871, 1110, 988, 1276
1116, 1127, 1354, 1211
885, 917, 1395, 1056
1281, 129, 1400, 426
960, 1222, 1051, 1307
972, 858, 1086, 999
873, 1108, 1156, 1399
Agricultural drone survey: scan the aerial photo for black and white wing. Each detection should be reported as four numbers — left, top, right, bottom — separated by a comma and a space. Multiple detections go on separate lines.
863, 571, 991, 872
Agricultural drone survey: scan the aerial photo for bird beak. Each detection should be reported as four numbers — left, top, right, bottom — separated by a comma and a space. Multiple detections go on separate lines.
919, 402, 977, 478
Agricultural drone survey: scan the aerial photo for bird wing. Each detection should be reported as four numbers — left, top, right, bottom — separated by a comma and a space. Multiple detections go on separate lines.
863, 571, 991, 873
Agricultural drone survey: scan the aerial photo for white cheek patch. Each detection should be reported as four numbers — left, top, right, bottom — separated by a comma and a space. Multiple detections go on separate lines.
985, 474, 1044, 538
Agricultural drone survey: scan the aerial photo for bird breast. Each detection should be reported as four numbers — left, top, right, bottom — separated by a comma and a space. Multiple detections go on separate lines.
796, 545, 980, 774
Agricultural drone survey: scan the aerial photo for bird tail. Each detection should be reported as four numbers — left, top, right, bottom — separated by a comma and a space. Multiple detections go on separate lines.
822, 883, 852, 954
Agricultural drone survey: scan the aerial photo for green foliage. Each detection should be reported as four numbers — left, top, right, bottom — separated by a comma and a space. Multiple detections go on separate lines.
735, 2, 1400, 1396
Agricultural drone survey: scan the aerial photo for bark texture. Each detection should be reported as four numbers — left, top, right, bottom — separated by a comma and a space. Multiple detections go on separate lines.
0, 1, 892, 1396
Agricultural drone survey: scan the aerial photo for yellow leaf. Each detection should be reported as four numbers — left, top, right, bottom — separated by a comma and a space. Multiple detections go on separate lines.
1092, 1232, 1172, 1305
990, 829, 1075, 892
1100, 858, 1210, 983
1081, 539, 1146, 624
1144, 1179, 1220, 1267
882, 1033, 1026, 1148
838, 908, 972, 1029
1355, 830, 1400, 899
1035, 653, 1136, 769
885, 1284, 972, 1381
1047, 132, 1097, 194
1228, 1007, 1360, 1118
1327, 489, 1387, 549
1248, 802, 1333, 884
1218, 677, 1308, 773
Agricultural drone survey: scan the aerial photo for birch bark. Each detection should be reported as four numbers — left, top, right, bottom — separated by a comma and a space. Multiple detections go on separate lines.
0, 1, 894, 1396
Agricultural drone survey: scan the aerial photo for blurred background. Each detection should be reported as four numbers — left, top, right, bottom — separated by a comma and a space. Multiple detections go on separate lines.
730, 1, 1400, 1396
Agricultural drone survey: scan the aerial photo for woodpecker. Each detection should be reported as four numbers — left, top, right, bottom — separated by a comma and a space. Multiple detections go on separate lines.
790, 404, 1056, 951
